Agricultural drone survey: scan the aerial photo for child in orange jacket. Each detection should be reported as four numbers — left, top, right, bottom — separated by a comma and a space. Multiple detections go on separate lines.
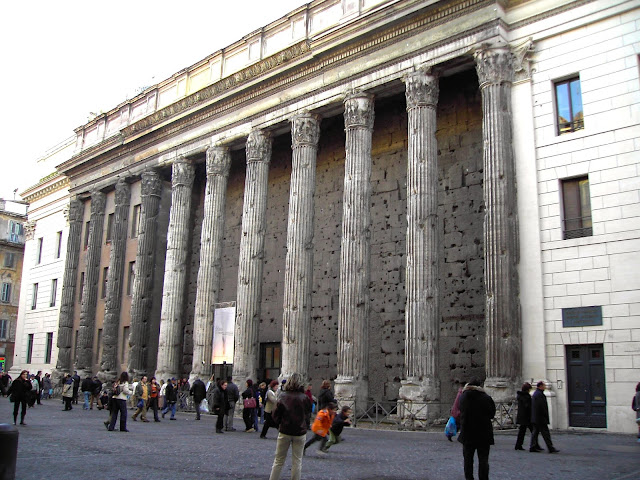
304, 402, 337, 455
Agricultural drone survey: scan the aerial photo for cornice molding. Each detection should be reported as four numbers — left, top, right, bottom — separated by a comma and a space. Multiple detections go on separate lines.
22, 176, 70, 204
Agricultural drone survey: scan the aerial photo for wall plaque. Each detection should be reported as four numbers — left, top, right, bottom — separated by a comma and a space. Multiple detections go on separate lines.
562, 306, 603, 327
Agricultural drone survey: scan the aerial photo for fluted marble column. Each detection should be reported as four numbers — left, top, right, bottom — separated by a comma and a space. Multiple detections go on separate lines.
76, 191, 106, 377
53, 198, 85, 381
475, 47, 521, 402
281, 113, 321, 380
233, 130, 272, 383
128, 171, 163, 378
156, 159, 195, 380
335, 92, 374, 408
98, 180, 130, 382
399, 70, 441, 411
190, 147, 231, 382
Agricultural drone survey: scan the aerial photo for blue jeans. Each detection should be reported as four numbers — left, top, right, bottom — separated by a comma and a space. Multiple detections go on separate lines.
162, 402, 176, 419
83, 391, 91, 409
253, 408, 259, 431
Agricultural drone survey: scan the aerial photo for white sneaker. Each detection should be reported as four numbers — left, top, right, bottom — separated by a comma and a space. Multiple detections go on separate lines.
317, 450, 327, 456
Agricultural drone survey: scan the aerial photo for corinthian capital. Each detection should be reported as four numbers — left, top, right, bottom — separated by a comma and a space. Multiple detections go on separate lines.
206, 146, 232, 177
474, 47, 515, 88
66, 198, 85, 224
344, 92, 375, 130
24, 221, 36, 241
90, 191, 106, 215
291, 113, 321, 148
141, 170, 162, 197
114, 179, 131, 207
404, 69, 439, 110
171, 158, 195, 188
246, 129, 272, 164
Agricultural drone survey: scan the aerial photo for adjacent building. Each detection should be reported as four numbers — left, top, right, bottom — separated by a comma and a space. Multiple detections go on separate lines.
0, 199, 28, 373
10, 138, 73, 377
8, 0, 639, 433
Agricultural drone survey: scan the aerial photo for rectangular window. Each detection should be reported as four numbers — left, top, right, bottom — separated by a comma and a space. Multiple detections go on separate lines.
127, 261, 136, 296
8, 221, 23, 243
121, 326, 130, 365
31, 283, 38, 310
102, 267, 109, 299
56, 231, 63, 259
78, 272, 85, 303
4, 252, 15, 268
105, 213, 114, 243
0, 319, 7, 339
555, 77, 584, 135
562, 176, 592, 239
131, 204, 141, 238
0, 283, 10, 303
26, 334, 34, 364
45, 332, 53, 363
260, 342, 282, 382
84, 221, 90, 249
50, 279, 58, 307
97, 329, 103, 367
36, 237, 43, 264
74, 330, 79, 363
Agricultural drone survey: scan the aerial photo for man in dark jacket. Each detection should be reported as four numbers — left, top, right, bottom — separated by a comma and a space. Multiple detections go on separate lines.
162, 378, 178, 420
515, 382, 534, 450
91, 376, 102, 409
458, 378, 496, 480
530, 381, 559, 453
225, 376, 240, 431
34, 371, 43, 405
269, 373, 312, 480
190, 377, 207, 420
81, 376, 93, 410
72, 371, 81, 404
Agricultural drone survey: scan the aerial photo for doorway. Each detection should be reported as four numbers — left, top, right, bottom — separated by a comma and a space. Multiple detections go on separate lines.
566, 344, 607, 428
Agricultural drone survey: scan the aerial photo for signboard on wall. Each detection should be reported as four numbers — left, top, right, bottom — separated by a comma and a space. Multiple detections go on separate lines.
562, 306, 603, 327
212, 303, 235, 365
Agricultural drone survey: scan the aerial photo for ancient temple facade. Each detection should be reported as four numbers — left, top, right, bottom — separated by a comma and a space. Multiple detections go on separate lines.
43, 0, 639, 433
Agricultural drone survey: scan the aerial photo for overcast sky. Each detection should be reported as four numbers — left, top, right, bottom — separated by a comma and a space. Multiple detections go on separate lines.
0, 0, 307, 201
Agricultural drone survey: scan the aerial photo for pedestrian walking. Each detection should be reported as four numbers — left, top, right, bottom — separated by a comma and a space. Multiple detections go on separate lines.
457, 378, 496, 480
62, 374, 74, 411
260, 380, 279, 439
161, 378, 178, 420
268, 373, 312, 480
317, 379, 335, 411
530, 381, 559, 453
71, 371, 80, 404
132, 375, 150, 422
213, 379, 229, 433
225, 375, 240, 431
242, 379, 257, 432
81, 375, 93, 410
190, 376, 207, 421
42, 373, 52, 400
108, 371, 132, 432
633, 382, 640, 443
34, 371, 43, 405
303, 402, 337, 456
515, 382, 534, 451
8, 370, 31, 425
149, 377, 160, 422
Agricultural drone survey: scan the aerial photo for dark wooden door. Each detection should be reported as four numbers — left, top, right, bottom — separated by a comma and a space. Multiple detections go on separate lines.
566, 344, 607, 428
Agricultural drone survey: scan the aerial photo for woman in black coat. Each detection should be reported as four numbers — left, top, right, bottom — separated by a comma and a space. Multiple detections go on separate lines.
8, 370, 32, 425
317, 380, 335, 411
514, 382, 534, 450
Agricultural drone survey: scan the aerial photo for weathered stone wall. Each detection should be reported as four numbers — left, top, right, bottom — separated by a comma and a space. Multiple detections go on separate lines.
184, 69, 484, 403
436, 70, 486, 406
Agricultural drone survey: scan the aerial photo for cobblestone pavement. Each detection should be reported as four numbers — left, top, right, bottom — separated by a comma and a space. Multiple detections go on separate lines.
2, 398, 639, 480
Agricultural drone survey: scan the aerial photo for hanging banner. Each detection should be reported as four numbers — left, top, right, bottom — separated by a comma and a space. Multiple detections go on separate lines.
212, 303, 235, 364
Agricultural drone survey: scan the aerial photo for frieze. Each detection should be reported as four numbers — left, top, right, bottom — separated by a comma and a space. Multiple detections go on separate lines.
90, 191, 107, 215
24, 221, 36, 241
291, 113, 321, 148
171, 158, 196, 188
344, 92, 375, 130
404, 69, 439, 110
140, 170, 162, 197
474, 46, 515, 88
123, 41, 311, 137
114, 179, 131, 206
246, 130, 272, 163
205, 146, 232, 177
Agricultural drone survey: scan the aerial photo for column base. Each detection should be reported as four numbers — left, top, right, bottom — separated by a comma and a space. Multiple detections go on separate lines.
154, 370, 180, 383
398, 377, 441, 424
50, 368, 70, 386
334, 376, 368, 414
97, 370, 117, 384
483, 377, 517, 403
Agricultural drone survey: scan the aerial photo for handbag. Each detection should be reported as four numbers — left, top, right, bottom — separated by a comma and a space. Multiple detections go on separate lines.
136, 398, 144, 409
444, 416, 457, 438
243, 397, 257, 409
